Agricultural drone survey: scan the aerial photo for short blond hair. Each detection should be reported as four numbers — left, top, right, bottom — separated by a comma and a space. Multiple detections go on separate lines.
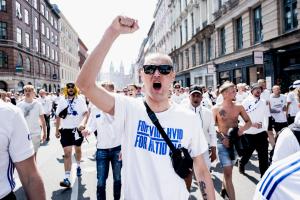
219, 81, 235, 94
144, 53, 173, 66
23, 84, 35, 91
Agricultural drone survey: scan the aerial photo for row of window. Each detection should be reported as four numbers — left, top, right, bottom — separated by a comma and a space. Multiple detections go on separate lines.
0, 0, 6, 11
0, 50, 58, 79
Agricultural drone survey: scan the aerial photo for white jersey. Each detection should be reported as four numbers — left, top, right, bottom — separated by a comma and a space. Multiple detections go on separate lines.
235, 91, 249, 104
17, 99, 45, 135
37, 96, 52, 115
254, 151, 300, 200
272, 127, 300, 163
114, 95, 207, 200
171, 93, 185, 104
270, 94, 287, 123
287, 91, 299, 117
0, 102, 34, 198
56, 97, 88, 129
87, 104, 121, 149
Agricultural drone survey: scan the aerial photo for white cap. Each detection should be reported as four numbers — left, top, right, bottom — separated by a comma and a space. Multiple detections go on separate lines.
293, 80, 300, 88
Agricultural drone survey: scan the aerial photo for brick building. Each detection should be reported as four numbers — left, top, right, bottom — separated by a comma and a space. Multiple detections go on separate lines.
0, 0, 60, 92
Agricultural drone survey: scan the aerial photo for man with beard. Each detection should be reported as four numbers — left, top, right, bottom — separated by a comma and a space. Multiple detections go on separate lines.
55, 83, 88, 188
76, 16, 215, 200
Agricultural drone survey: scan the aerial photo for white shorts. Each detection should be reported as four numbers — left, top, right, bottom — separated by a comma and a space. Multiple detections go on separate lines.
31, 135, 41, 153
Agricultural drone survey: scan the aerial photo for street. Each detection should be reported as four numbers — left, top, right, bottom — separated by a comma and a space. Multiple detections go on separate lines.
14, 120, 261, 200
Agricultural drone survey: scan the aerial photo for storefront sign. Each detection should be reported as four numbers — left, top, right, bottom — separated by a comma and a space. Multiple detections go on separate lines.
254, 51, 264, 64
207, 65, 216, 73
266, 76, 272, 90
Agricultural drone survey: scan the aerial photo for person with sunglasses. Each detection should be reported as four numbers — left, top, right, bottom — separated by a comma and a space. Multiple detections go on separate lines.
76, 16, 215, 200
55, 83, 89, 188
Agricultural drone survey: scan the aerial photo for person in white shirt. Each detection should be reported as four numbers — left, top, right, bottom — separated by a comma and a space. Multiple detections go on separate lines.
235, 83, 248, 104
17, 85, 46, 156
0, 101, 45, 200
127, 83, 138, 98
270, 85, 288, 133
171, 83, 185, 104
76, 16, 215, 200
37, 89, 52, 141
82, 82, 122, 200
55, 83, 89, 188
239, 83, 269, 177
253, 151, 300, 200
286, 80, 300, 125
184, 85, 217, 169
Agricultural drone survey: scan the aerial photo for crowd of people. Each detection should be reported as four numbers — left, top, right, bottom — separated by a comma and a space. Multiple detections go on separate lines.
1, 15, 300, 200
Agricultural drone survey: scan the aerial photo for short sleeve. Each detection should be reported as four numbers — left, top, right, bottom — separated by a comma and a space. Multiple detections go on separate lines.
287, 93, 292, 103
55, 98, 65, 116
9, 109, 34, 162
37, 102, 45, 115
189, 115, 208, 158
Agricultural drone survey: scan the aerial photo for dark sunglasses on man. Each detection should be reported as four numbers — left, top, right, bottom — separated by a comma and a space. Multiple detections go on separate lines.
143, 65, 173, 75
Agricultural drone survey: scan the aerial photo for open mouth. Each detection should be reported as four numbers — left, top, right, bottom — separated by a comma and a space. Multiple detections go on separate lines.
153, 82, 162, 90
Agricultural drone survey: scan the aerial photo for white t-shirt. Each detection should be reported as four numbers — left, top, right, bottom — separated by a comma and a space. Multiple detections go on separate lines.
287, 92, 299, 116
272, 127, 300, 163
235, 91, 249, 104
270, 94, 287, 123
242, 95, 269, 134
114, 95, 207, 200
87, 105, 121, 149
37, 96, 52, 115
261, 89, 271, 102
56, 97, 88, 129
171, 93, 185, 104
17, 100, 45, 135
0, 102, 34, 198
254, 151, 300, 200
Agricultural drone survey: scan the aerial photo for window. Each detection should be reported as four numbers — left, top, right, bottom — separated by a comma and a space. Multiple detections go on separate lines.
199, 41, 204, 64
25, 57, 30, 71
0, 0, 6, 11
192, 45, 196, 66
206, 75, 214, 88
219, 71, 230, 84
16, 1, 22, 19
50, 16, 53, 26
40, 4, 45, 16
54, 20, 57, 29
46, 45, 49, 57
180, 52, 184, 71
0, 51, 8, 68
41, 62, 45, 74
207, 38, 211, 61
184, 19, 188, 42
234, 69, 242, 84
0, 22, 7, 39
218, 0, 222, 9
33, 0, 37, 9
185, 49, 189, 68
35, 38, 39, 52
180, 25, 182, 45
17, 27, 22, 44
284, 0, 298, 32
55, 35, 58, 45
191, 13, 194, 35
51, 49, 54, 60
248, 66, 264, 84
236, 17, 243, 49
45, 10, 48, 20
34, 17, 38, 30
41, 42, 45, 55
41, 22, 45, 35
194, 76, 203, 85
24, 9, 29, 24
220, 27, 226, 55
46, 27, 49, 39
25, 33, 30, 48
254, 6, 263, 43
16, 53, 23, 72
50, 31, 53, 43
55, 51, 58, 62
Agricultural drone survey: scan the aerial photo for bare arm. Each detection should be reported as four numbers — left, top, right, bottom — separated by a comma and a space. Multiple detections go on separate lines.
55, 116, 61, 138
238, 105, 252, 135
76, 16, 139, 115
78, 111, 89, 131
193, 155, 216, 200
15, 156, 46, 200
39, 115, 47, 142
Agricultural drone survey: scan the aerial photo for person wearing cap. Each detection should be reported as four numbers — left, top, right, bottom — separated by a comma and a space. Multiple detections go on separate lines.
183, 85, 217, 169
239, 83, 270, 177
212, 81, 251, 199
55, 82, 89, 188
286, 80, 300, 125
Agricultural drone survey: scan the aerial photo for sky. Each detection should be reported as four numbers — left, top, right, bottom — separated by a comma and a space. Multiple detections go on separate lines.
50, 0, 157, 73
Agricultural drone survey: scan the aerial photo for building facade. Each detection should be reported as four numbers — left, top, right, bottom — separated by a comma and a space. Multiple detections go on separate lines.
0, 0, 60, 92
58, 12, 80, 88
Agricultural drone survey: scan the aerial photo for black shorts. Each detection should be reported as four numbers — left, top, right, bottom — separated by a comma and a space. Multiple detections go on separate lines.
1, 192, 16, 200
59, 128, 84, 148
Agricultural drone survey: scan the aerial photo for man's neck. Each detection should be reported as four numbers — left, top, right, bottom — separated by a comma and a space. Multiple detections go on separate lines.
222, 98, 234, 106
67, 95, 74, 99
25, 98, 33, 103
146, 96, 170, 113
273, 94, 280, 98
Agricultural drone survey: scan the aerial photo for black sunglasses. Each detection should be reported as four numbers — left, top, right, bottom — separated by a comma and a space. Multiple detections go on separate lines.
143, 65, 173, 75
66, 84, 75, 89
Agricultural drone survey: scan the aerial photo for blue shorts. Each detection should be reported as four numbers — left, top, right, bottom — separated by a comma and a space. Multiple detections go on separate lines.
217, 139, 237, 167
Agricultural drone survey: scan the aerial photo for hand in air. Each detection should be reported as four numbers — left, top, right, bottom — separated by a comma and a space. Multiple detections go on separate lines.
110, 16, 139, 35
